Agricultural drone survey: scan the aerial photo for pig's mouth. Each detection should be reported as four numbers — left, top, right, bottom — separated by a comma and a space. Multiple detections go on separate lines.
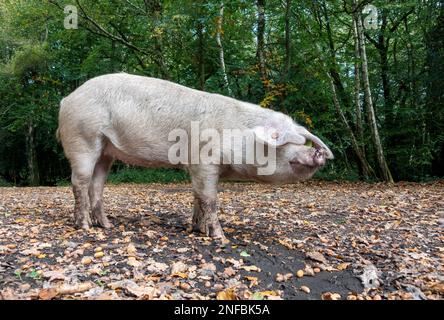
290, 146, 327, 169
288, 132, 333, 170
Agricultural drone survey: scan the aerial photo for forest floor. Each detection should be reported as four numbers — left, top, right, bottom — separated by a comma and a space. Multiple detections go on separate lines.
0, 181, 443, 300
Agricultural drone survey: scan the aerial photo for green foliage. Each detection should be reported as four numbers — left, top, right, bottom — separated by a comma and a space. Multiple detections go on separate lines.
0, 0, 442, 185
0, 177, 12, 187
57, 168, 190, 186
9, 43, 49, 77
107, 168, 190, 184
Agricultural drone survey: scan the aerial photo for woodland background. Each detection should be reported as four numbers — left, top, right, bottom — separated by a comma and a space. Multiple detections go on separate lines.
0, 0, 443, 186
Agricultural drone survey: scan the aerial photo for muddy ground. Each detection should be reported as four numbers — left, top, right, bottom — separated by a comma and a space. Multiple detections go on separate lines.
0, 181, 443, 300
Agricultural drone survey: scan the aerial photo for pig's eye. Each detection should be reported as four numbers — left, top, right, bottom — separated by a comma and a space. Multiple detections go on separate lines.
304, 140, 313, 147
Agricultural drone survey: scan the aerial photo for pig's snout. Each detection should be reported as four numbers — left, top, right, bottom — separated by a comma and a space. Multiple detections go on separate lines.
313, 148, 326, 166
289, 145, 329, 169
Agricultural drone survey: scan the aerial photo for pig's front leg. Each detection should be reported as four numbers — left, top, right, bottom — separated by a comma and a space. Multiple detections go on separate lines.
189, 165, 225, 240
192, 196, 225, 239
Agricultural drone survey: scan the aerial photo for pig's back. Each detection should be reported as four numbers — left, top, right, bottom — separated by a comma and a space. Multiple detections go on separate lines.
62, 73, 251, 129
59, 74, 269, 158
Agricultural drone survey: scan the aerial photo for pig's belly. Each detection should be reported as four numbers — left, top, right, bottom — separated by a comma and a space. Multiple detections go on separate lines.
103, 141, 178, 169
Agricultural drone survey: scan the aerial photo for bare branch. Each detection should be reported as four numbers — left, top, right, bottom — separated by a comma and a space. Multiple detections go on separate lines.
74, 0, 152, 57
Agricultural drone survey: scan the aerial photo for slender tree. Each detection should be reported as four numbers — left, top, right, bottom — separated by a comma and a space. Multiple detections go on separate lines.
215, 2, 232, 96
284, 0, 292, 77
354, 3, 393, 182
256, 0, 268, 91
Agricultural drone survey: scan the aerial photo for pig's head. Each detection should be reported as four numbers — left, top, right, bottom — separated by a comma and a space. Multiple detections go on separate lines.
244, 118, 334, 183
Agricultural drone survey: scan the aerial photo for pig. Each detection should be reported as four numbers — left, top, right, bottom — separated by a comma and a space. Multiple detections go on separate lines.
57, 73, 333, 239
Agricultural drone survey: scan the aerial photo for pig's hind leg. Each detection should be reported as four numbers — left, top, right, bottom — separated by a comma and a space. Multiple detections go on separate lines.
88, 154, 114, 228
67, 136, 105, 230
70, 152, 100, 230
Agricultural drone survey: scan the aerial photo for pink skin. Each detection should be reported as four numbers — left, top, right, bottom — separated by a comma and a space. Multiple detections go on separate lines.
290, 144, 327, 169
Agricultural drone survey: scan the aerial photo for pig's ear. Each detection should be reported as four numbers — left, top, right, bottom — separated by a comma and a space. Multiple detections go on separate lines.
252, 126, 305, 147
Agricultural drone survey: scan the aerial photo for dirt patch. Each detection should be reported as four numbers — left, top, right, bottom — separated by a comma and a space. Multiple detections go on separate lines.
0, 181, 442, 300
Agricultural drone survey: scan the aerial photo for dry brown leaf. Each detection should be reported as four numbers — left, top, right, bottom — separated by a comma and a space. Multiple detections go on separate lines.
322, 292, 341, 300
306, 251, 327, 264
223, 267, 236, 277
38, 288, 58, 300
241, 265, 261, 272
337, 263, 350, 271
216, 288, 237, 300
277, 238, 294, 250
245, 276, 259, 287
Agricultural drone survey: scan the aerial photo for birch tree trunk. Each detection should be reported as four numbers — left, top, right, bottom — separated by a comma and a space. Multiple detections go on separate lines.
352, 18, 364, 146
256, 0, 268, 91
216, 2, 232, 96
197, 19, 205, 91
329, 76, 374, 178
319, 1, 373, 178
355, 8, 394, 182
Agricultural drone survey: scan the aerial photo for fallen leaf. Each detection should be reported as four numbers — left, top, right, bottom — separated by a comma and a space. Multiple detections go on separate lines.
38, 288, 58, 300
223, 267, 236, 277
240, 251, 250, 257
241, 265, 261, 272
127, 257, 142, 268
171, 261, 188, 274
322, 292, 341, 300
245, 276, 259, 287
300, 286, 310, 294
126, 243, 137, 256
258, 291, 281, 298
216, 288, 237, 300
306, 251, 327, 264
277, 238, 294, 250
171, 272, 188, 279
337, 263, 350, 271
81, 256, 93, 265
108, 280, 154, 299
58, 282, 94, 295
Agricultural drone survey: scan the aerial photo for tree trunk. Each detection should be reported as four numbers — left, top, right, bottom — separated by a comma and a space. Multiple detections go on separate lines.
197, 20, 205, 91
329, 76, 374, 178
256, 0, 268, 90
355, 8, 394, 183
216, 2, 232, 96
352, 18, 364, 147
26, 120, 40, 186
284, 0, 292, 77
318, 1, 373, 178
321, 1, 352, 111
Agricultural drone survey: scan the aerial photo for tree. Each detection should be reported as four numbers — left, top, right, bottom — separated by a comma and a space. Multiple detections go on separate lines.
256, 0, 268, 91
215, 2, 232, 96
0, 0, 442, 185
354, 1, 393, 182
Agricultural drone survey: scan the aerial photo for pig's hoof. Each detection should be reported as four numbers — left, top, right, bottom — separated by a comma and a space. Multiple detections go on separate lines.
192, 222, 226, 241
92, 215, 113, 229
76, 220, 92, 230
209, 228, 227, 242
99, 218, 113, 229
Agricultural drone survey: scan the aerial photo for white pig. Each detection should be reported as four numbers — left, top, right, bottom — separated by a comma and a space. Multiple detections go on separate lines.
57, 73, 333, 239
